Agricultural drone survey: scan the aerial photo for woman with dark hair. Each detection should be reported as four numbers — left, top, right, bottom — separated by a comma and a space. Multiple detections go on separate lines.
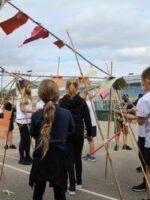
59, 79, 92, 195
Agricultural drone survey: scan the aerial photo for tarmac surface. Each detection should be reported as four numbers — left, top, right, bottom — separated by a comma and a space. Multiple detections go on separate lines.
0, 122, 147, 200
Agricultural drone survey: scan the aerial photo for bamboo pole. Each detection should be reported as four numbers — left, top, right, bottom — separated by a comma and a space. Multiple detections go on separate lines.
66, 31, 124, 200
6, 1, 110, 76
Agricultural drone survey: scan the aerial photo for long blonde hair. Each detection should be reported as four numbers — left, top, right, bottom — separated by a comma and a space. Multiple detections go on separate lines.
20, 80, 32, 105
66, 79, 79, 99
38, 79, 60, 159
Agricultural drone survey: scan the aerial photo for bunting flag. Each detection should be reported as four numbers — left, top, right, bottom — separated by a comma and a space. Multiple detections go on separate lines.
79, 77, 91, 85
0, 0, 7, 9
19, 26, 49, 47
100, 89, 110, 99
54, 40, 65, 48
0, 109, 11, 140
52, 77, 64, 88
86, 67, 97, 77
0, 12, 29, 35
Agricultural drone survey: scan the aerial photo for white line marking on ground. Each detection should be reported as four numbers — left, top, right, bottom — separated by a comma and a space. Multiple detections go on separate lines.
0, 162, 119, 200
77, 188, 119, 200
0, 162, 30, 175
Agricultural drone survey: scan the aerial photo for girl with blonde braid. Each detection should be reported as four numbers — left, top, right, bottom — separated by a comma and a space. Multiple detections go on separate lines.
29, 79, 74, 200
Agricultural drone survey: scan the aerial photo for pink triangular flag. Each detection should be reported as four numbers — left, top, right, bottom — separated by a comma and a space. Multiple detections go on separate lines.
19, 26, 49, 47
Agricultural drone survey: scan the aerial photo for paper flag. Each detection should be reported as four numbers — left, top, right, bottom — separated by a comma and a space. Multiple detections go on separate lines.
19, 26, 49, 47
100, 89, 110, 99
79, 77, 91, 85
52, 77, 64, 88
0, 12, 28, 35
0, 109, 11, 140
54, 40, 65, 48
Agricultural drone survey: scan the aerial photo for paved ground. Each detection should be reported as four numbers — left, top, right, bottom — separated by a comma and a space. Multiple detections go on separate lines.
0, 122, 147, 200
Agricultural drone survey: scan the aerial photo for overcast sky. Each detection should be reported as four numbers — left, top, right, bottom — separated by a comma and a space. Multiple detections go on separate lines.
0, 0, 150, 78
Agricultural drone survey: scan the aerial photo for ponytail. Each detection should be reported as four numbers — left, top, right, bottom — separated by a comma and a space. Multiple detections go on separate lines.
40, 100, 55, 159
66, 79, 79, 99
38, 79, 60, 159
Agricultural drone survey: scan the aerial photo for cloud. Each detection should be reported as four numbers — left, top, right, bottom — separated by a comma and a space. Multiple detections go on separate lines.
0, 0, 150, 78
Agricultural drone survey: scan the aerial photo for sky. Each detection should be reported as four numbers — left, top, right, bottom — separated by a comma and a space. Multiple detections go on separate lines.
0, 0, 150, 78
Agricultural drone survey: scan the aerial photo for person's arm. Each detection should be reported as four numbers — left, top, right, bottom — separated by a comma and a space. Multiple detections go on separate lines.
137, 116, 147, 125
127, 107, 137, 114
30, 114, 37, 139
20, 103, 37, 113
81, 100, 92, 138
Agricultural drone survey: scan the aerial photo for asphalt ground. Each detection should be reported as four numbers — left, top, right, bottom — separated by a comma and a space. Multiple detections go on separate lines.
0, 122, 147, 200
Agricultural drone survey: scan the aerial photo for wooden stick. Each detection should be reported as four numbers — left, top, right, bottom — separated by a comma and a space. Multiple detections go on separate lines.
6, 1, 110, 76
66, 30, 124, 200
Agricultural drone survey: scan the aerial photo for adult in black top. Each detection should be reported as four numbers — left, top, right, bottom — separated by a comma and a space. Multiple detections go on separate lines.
59, 79, 92, 194
29, 79, 75, 200
3, 93, 16, 149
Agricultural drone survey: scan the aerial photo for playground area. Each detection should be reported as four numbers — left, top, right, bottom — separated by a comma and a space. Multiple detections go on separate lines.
0, 122, 147, 200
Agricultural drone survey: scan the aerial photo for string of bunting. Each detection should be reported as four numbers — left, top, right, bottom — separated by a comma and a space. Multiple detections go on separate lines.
0, 0, 110, 75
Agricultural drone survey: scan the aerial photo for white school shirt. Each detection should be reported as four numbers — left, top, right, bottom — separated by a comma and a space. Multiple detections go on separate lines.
36, 100, 44, 109
16, 97, 32, 124
86, 100, 97, 126
136, 92, 150, 147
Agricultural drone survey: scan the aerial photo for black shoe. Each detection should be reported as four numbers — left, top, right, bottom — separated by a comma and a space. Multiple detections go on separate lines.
114, 145, 119, 151
18, 159, 31, 165
141, 199, 150, 200
4, 145, 8, 150
122, 144, 132, 150
136, 166, 142, 172
9, 144, 17, 149
25, 157, 33, 163
132, 182, 146, 192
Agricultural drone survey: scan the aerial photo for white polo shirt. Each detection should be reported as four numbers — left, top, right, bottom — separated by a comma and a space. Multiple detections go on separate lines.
137, 92, 150, 147
16, 97, 32, 124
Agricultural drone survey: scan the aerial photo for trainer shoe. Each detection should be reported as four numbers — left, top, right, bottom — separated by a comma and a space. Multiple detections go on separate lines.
82, 154, 89, 160
9, 144, 17, 149
114, 144, 119, 151
87, 155, 96, 162
68, 190, 76, 195
122, 144, 132, 150
132, 182, 146, 192
76, 184, 83, 189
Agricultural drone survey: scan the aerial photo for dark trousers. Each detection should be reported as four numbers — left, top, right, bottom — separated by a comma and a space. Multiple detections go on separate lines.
33, 181, 66, 200
66, 133, 84, 191
138, 136, 146, 185
17, 123, 31, 160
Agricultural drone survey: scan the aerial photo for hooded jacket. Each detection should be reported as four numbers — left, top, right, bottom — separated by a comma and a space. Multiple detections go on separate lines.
59, 94, 92, 137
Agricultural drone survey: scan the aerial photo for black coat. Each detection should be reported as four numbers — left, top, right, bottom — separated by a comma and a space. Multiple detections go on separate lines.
29, 105, 75, 191
59, 94, 92, 137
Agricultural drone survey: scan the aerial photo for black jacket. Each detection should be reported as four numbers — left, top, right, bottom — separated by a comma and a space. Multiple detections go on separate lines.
59, 94, 92, 137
